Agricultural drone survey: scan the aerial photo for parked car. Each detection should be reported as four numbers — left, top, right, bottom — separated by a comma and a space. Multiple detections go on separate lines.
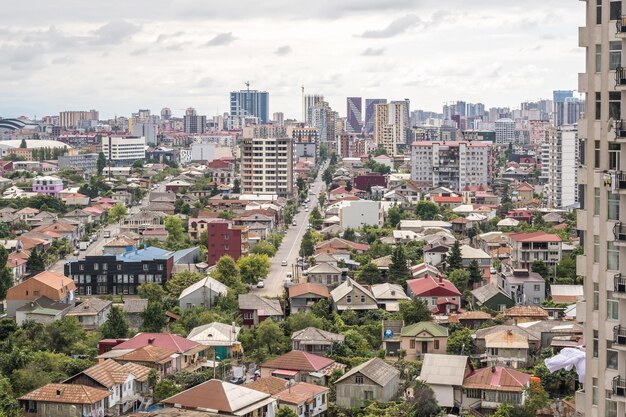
281, 260, 288, 267
292, 220, 297, 226
256, 280, 265, 288
229, 376, 244, 385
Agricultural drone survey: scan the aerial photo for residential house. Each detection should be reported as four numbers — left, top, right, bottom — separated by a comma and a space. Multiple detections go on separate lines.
291, 327, 345, 355
121, 209, 166, 234
550, 285, 584, 304
399, 220, 452, 233
249, 377, 329, 417
330, 277, 378, 311
187, 322, 242, 359
63, 209, 92, 225
334, 358, 400, 408
507, 209, 533, 224
514, 183, 535, 202
470, 284, 515, 312
188, 218, 212, 240
456, 311, 493, 329
259, 350, 344, 385
399, 322, 448, 360
423, 243, 452, 267
419, 353, 472, 409
31, 220, 82, 245
5, 271, 76, 317
114, 345, 178, 377
338, 200, 383, 229
371, 283, 410, 312
178, 275, 228, 311
474, 325, 540, 359
18, 383, 109, 417
161, 379, 277, 417
238, 294, 283, 328
65, 298, 112, 330
461, 367, 531, 413
206, 220, 249, 266
406, 275, 462, 314
15, 296, 73, 325
141, 228, 169, 242
508, 231, 562, 270
481, 329, 530, 368
16, 207, 40, 221
499, 269, 546, 306
63, 359, 151, 415
501, 306, 549, 324
32, 175, 64, 196
304, 262, 344, 287
102, 235, 138, 255
7, 254, 27, 282
288, 283, 330, 314
460, 245, 492, 283
147, 202, 175, 215
315, 238, 369, 258
123, 299, 149, 329
411, 263, 442, 279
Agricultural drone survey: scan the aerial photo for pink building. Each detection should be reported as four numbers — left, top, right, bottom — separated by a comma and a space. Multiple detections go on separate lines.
32, 176, 63, 197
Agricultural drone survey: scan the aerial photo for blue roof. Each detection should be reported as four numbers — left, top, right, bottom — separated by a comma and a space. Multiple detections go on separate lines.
172, 246, 200, 263
115, 246, 172, 262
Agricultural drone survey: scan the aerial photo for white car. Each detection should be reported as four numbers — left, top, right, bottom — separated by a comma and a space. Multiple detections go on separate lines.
281, 260, 288, 266
256, 280, 265, 288
305, 208, 309, 212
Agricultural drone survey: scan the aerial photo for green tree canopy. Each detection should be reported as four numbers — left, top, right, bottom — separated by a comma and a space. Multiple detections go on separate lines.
415, 200, 439, 220
213, 256, 245, 293
448, 269, 471, 294
140, 302, 166, 333
446, 240, 462, 272
237, 254, 271, 285
256, 318, 285, 354
399, 298, 432, 325
166, 270, 204, 298
447, 327, 474, 355
389, 246, 411, 282
249, 241, 277, 257
97, 152, 107, 176
137, 282, 168, 303
357, 262, 383, 285
108, 203, 128, 224
100, 306, 130, 339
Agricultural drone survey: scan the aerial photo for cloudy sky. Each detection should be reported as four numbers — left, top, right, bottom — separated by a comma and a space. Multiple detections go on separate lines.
0, 1, 584, 120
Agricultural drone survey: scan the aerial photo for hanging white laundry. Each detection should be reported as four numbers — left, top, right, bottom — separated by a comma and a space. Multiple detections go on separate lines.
544, 347, 586, 383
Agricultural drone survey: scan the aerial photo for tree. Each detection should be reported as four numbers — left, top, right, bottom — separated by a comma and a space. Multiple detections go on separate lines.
213, 256, 245, 293
138, 282, 168, 303
26, 249, 45, 274
345, 180, 353, 192
0, 246, 12, 300
232, 178, 241, 194
357, 262, 383, 285
532, 260, 550, 280
100, 306, 130, 339
19, 139, 27, 149
414, 200, 439, 220
97, 152, 107, 176
342, 228, 356, 241
308, 207, 323, 229
322, 169, 333, 185
283, 312, 327, 334
448, 269, 471, 294
493, 404, 513, 417
174, 199, 191, 215
256, 318, 284, 354
249, 241, 277, 257
276, 406, 298, 417
386, 206, 402, 228
153, 379, 182, 403
140, 302, 166, 333
399, 298, 432, 325
0, 375, 19, 417
524, 380, 550, 416
165, 215, 187, 249
300, 230, 316, 257
237, 254, 271, 285
108, 203, 128, 224
533, 212, 546, 229
409, 381, 440, 417
446, 240, 462, 272
447, 327, 474, 355
468, 259, 483, 287
166, 271, 204, 298
389, 246, 410, 282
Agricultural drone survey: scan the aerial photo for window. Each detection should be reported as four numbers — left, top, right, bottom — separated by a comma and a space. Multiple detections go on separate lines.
243, 312, 254, 320
410, 340, 415, 349
607, 399, 617, 417
597, 0, 603, 25
533, 284, 541, 291
609, 191, 620, 220
364, 391, 374, 400
593, 330, 599, 358
596, 93, 602, 121
607, 348, 619, 369
186, 303, 192, 310
595, 140, 601, 168
117, 264, 122, 271
360, 295, 365, 303
355, 375, 364, 384
466, 389, 481, 399
346, 295, 352, 304
434, 340, 440, 349
608, 297, 620, 320
143, 264, 149, 271
592, 377, 598, 405
595, 188, 600, 215
102, 263, 108, 271
157, 264, 164, 271
611, 1, 622, 20
608, 242, 620, 270
533, 297, 540, 304
610, 92, 622, 121
611, 42, 623, 71
93, 263, 99, 271
594, 235, 600, 263
596, 44, 602, 72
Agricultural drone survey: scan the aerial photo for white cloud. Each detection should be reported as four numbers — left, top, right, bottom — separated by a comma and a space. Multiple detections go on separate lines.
274, 45, 292, 56
206, 32, 237, 47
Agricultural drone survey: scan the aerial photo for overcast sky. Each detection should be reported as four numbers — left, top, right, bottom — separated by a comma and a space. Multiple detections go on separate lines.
0, 1, 584, 120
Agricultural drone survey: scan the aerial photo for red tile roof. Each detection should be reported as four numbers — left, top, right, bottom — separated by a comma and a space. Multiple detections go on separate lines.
260, 350, 335, 372
463, 367, 531, 392
509, 231, 562, 243
406, 275, 461, 297
432, 196, 463, 203
112, 333, 199, 354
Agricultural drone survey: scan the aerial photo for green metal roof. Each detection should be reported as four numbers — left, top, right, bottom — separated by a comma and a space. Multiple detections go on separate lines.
400, 321, 448, 337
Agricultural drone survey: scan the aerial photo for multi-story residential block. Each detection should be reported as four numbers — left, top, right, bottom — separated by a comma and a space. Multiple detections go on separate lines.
307, 101, 337, 143
206, 219, 249, 266
240, 125, 295, 197
507, 231, 562, 270
364, 98, 387, 134
374, 100, 409, 154
303, 94, 324, 124
58, 153, 99, 172
498, 269, 545, 306
410, 141, 492, 191
290, 126, 319, 161
32, 175, 63, 196
101, 136, 146, 166
338, 200, 383, 229
59, 110, 99, 128
542, 125, 579, 208
183, 107, 207, 134
346, 97, 363, 133
230, 88, 269, 124
495, 118, 515, 144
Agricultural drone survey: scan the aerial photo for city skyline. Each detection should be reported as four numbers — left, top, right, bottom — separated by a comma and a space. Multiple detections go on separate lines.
0, 1, 583, 120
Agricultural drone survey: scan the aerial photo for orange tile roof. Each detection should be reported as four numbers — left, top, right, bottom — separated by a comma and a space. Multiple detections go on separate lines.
509, 231, 562, 243
288, 283, 330, 299
275, 382, 329, 405
247, 376, 289, 395
18, 383, 109, 404
117, 345, 176, 364
502, 305, 549, 318
261, 350, 335, 372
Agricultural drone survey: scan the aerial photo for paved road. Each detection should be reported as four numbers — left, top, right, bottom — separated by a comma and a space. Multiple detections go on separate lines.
256, 165, 327, 297
48, 181, 167, 274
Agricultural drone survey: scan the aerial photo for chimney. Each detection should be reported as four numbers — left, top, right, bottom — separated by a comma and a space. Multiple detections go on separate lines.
491, 366, 496, 373
148, 337, 156, 345
439, 276, 443, 283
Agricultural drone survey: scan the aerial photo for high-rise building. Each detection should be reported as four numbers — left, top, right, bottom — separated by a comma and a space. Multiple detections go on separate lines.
289, 126, 319, 161
183, 107, 207, 134
410, 141, 492, 190
542, 125, 579, 209
129, 109, 159, 145
495, 118, 515, 144
161, 108, 172, 120
364, 99, 386, 134
59, 110, 99, 128
373, 100, 409, 154
303, 94, 324, 125
240, 125, 295, 197
577, 4, 626, 417
101, 136, 146, 166
272, 112, 284, 126
553, 90, 575, 127
308, 101, 336, 143
230, 88, 269, 124
346, 97, 363, 133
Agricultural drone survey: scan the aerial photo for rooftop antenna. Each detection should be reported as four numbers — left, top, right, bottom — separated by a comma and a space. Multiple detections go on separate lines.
245, 81, 250, 92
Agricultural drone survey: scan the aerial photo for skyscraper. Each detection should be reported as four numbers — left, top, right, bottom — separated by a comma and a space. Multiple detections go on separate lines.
346, 97, 363, 133
373, 100, 409, 154
307, 101, 337, 143
364, 99, 387, 134
230, 88, 269, 124
303, 94, 324, 125
577, 4, 623, 417
541, 125, 578, 209
183, 107, 207, 134
553, 90, 574, 127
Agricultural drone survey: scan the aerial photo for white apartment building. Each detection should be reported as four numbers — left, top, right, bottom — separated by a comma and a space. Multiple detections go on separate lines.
101, 136, 146, 166
410, 141, 492, 191
495, 118, 515, 144
338, 200, 383, 229
542, 125, 579, 208
240, 125, 295, 197
373, 100, 409, 154
577, 3, 626, 417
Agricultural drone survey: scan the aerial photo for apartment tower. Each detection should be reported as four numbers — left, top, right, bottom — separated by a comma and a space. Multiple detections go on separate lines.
577, 3, 626, 417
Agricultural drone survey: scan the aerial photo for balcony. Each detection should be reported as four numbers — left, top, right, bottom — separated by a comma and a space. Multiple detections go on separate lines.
615, 325, 626, 349
615, 120, 626, 142
613, 376, 626, 397
606, 171, 626, 193
616, 67, 626, 90
614, 223, 626, 246
576, 300, 586, 323
615, 274, 626, 299
617, 16, 626, 37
